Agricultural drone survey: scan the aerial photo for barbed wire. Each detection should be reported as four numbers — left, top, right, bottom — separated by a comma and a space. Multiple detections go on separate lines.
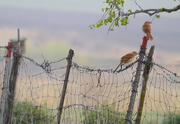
1, 45, 179, 77
0, 46, 8, 49
0, 46, 180, 123
153, 62, 180, 78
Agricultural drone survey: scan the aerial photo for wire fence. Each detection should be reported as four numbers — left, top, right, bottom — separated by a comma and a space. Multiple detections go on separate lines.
0, 45, 180, 124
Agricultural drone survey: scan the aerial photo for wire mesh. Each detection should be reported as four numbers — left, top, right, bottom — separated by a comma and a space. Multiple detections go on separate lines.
0, 46, 180, 124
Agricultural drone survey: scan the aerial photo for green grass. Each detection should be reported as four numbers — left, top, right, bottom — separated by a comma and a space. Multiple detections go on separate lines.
12, 101, 56, 124
82, 104, 125, 124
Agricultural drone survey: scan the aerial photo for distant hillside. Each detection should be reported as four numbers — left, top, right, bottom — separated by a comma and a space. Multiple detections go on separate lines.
0, 7, 180, 69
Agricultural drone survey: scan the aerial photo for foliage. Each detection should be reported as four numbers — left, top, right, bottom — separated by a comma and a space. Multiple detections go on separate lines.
12, 101, 55, 124
90, 0, 127, 31
163, 112, 180, 124
82, 104, 125, 124
90, 0, 180, 31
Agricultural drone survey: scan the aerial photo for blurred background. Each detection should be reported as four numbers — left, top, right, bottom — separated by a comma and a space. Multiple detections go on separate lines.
0, 0, 180, 73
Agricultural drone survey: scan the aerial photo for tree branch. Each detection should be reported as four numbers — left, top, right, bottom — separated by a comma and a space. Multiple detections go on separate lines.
122, 4, 180, 16
90, 2, 180, 30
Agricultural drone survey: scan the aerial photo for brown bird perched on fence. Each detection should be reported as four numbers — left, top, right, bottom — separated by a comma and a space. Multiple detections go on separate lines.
113, 51, 138, 73
142, 21, 154, 40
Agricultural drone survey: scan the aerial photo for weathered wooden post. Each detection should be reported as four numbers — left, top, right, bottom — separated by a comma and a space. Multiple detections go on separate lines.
3, 29, 25, 124
125, 36, 148, 124
57, 49, 74, 124
0, 42, 13, 124
135, 46, 155, 124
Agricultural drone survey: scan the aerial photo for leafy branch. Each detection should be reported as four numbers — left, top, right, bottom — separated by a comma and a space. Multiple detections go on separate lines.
123, 4, 180, 16
90, 0, 180, 31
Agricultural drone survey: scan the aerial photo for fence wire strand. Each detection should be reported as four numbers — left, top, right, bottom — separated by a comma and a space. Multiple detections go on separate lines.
0, 46, 180, 123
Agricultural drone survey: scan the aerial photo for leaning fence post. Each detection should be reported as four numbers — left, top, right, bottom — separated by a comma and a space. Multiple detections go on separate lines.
0, 42, 12, 124
4, 29, 25, 124
57, 49, 74, 124
125, 36, 147, 124
135, 46, 155, 124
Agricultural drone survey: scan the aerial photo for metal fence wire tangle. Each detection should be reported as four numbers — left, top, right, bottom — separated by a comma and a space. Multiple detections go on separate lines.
0, 43, 180, 124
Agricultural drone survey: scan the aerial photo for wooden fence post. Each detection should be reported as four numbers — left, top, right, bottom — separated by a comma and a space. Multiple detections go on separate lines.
3, 29, 25, 124
135, 46, 155, 124
0, 42, 12, 124
57, 49, 74, 124
125, 36, 148, 124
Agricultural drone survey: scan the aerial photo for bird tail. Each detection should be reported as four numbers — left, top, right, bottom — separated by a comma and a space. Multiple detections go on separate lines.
147, 33, 154, 40
113, 62, 122, 73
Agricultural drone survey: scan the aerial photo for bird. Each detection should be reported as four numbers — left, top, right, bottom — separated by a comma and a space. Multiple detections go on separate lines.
113, 51, 138, 73
142, 21, 154, 40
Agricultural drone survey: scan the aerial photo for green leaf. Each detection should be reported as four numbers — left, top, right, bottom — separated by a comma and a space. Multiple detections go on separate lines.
106, 0, 110, 3
112, 11, 116, 18
99, 20, 103, 25
155, 14, 161, 19
120, 0, 125, 7
128, 9, 132, 13
105, 7, 109, 11
102, 8, 105, 12
120, 16, 129, 25
103, 19, 108, 25
109, 28, 114, 31
160, 7, 165, 12
114, 20, 119, 26
89, 26, 93, 29
108, 16, 113, 23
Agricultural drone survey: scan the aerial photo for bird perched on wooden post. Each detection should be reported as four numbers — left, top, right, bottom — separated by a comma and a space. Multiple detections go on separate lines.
142, 21, 154, 41
113, 51, 138, 73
